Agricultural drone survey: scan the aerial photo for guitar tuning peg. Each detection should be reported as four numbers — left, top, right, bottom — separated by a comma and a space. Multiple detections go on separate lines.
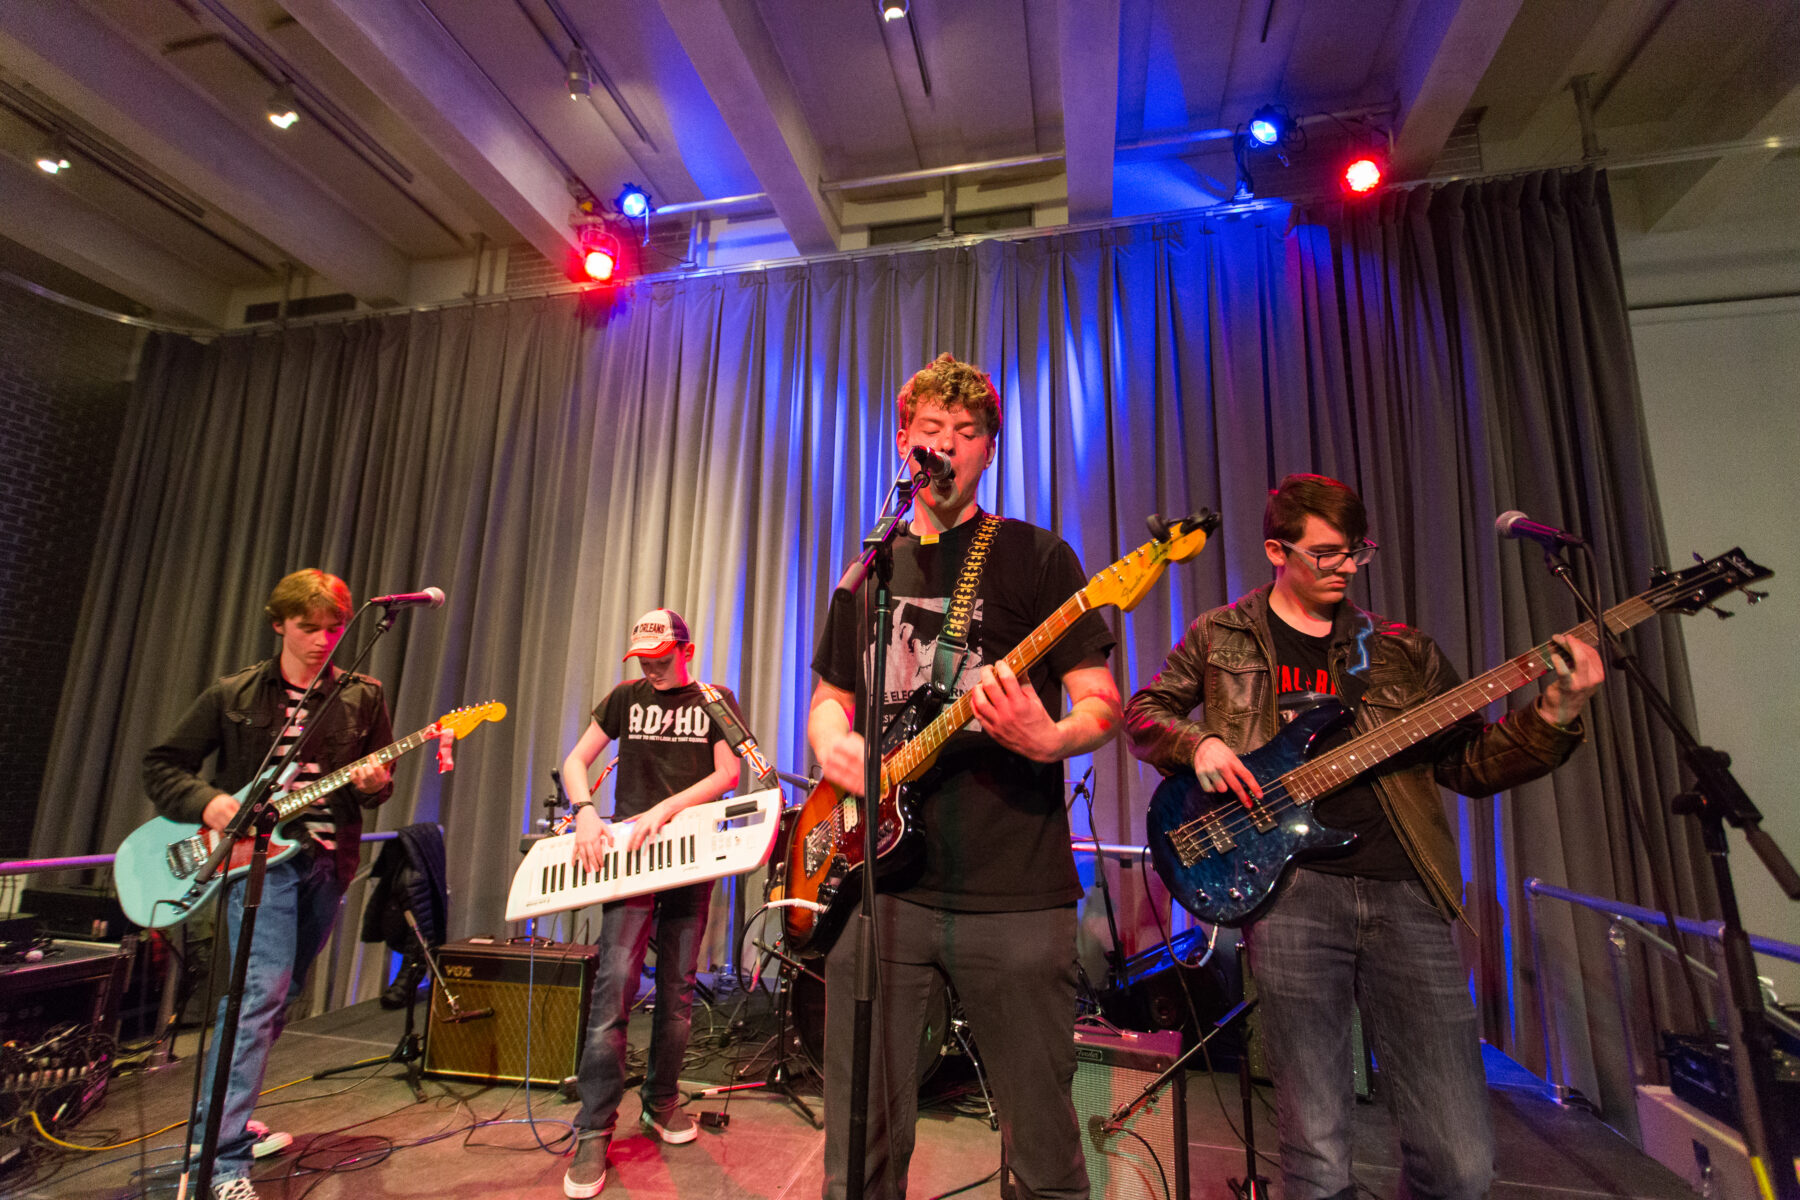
1706, 603, 1734, 620
1146, 513, 1173, 541
1692, 552, 1705, 563
1739, 586, 1768, 605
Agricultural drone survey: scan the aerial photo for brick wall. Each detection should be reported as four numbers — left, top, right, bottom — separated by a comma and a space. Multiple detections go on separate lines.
0, 282, 138, 858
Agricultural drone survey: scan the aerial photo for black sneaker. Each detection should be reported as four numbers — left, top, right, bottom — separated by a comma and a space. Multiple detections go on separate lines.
641, 1105, 697, 1145
563, 1131, 609, 1198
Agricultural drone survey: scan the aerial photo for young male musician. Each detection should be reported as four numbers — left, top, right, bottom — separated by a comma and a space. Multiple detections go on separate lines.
142, 569, 394, 1200
809, 352, 1122, 1200
559, 609, 743, 1198
1124, 474, 1604, 1200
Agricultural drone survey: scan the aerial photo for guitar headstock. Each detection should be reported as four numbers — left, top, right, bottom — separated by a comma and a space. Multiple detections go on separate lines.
438, 701, 508, 738
1085, 510, 1220, 613
1648, 548, 1773, 618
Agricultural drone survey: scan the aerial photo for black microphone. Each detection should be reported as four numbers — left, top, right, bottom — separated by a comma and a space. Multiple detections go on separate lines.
1494, 511, 1586, 550
368, 587, 446, 608
911, 445, 954, 484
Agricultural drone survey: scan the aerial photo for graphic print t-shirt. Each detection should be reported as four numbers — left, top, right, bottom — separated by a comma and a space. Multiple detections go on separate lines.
812, 514, 1115, 911
593, 680, 735, 820
1266, 614, 1416, 881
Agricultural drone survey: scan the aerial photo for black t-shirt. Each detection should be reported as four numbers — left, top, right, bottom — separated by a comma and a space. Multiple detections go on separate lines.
593, 680, 734, 820
812, 513, 1115, 911
1265, 613, 1416, 881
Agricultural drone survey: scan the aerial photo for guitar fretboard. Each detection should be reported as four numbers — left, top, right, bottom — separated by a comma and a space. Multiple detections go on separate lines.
1282, 593, 1660, 803
880, 591, 1094, 791
271, 722, 439, 819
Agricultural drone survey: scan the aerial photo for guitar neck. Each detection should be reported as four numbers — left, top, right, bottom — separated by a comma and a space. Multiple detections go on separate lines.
1285, 591, 1659, 803
270, 722, 437, 821
882, 591, 1094, 791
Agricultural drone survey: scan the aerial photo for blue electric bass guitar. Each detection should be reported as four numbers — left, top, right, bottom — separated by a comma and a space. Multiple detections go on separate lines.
1148, 549, 1770, 926
115, 701, 505, 929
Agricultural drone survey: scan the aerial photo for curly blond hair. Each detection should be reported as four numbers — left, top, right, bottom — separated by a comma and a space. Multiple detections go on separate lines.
896, 352, 1002, 437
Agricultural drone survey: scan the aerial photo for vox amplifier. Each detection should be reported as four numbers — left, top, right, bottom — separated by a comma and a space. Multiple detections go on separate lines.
422, 939, 597, 1086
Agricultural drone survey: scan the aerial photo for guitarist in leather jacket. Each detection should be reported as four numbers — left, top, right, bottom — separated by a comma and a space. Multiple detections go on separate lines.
1124, 474, 1602, 1200
141, 569, 393, 1200
808, 353, 1122, 1200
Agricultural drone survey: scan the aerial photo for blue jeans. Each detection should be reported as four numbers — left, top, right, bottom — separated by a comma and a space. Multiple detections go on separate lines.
197, 849, 344, 1180
1244, 869, 1495, 1200
574, 881, 712, 1134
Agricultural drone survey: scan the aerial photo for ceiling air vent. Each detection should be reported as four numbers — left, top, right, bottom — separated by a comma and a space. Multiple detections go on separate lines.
243, 292, 357, 323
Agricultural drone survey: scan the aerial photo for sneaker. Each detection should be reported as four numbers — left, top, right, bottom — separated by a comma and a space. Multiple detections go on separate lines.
563, 1131, 609, 1198
641, 1104, 697, 1145
212, 1178, 260, 1200
191, 1119, 290, 1160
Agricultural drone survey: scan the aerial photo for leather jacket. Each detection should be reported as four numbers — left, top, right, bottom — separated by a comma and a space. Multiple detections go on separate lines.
1124, 584, 1582, 924
142, 659, 394, 887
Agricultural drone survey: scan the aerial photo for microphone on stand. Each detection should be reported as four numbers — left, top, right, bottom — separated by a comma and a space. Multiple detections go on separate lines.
1494, 511, 1586, 550
369, 587, 446, 609
911, 446, 954, 485
442, 1005, 494, 1024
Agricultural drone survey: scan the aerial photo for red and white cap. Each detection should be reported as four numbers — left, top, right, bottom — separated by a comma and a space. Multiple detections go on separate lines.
623, 608, 691, 660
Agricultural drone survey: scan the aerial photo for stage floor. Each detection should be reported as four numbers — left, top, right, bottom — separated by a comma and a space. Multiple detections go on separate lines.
15, 985, 1696, 1200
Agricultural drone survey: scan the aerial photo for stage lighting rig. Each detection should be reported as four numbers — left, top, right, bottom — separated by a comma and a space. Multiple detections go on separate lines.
266, 83, 299, 130
579, 224, 621, 282
617, 184, 650, 221
1341, 153, 1384, 194
1247, 105, 1291, 149
878, 0, 909, 21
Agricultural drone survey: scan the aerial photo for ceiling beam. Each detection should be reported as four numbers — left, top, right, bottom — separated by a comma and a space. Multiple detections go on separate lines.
1391, 0, 1526, 178
0, 0, 408, 304
654, 0, 837, 255
0, 156, 229, 326
283, 0, 580, 268
1057, 0, 1121, 222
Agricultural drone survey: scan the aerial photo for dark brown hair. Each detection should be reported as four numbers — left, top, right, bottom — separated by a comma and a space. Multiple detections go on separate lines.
896, 352, 1003, 437
265, 569, 352, 624
1263, 474, 1368, 546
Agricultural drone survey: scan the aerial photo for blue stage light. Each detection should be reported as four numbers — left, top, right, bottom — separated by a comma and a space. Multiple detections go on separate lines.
1248, 105, 1286, 148
617, 184, 650, 220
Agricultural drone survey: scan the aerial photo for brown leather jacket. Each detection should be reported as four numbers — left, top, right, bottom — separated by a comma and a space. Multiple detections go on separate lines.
1124, 584, 1582, 924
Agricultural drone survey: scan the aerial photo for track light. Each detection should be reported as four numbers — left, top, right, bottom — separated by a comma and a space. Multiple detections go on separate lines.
266, 83, 298, 130
1341, 152, 1385, 196
567, 50, 591, 100
579, 225, 621, 282
36, 134, 70, 174
616, 184, 650, 220
878, 0, 909, 21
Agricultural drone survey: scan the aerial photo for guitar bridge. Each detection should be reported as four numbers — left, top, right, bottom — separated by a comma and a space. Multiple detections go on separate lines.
165, 835, 208, 880
1169, 810, 1237, 868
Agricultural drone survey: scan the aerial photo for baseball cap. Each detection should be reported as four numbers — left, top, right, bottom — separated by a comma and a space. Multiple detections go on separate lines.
624, 608, 691, 660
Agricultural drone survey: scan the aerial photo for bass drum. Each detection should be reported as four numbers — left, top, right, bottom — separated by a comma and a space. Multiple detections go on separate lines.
789, 969, 952, 1091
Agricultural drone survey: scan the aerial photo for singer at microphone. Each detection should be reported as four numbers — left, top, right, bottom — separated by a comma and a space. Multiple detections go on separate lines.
369, 586, 446, 609
911, 445, 955, 485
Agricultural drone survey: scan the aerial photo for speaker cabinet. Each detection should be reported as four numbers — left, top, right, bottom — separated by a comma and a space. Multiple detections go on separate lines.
422, 940, 597, 1086
1002, 1026, 1187, 1200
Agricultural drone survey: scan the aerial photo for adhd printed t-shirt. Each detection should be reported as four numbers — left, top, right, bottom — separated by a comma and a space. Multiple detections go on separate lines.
593, 679, 734, 820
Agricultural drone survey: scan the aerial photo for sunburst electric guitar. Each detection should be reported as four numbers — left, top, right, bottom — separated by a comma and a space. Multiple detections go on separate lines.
1148, 549, 1772, 927
115, 702, 506, 929
781, 512, 1221, 957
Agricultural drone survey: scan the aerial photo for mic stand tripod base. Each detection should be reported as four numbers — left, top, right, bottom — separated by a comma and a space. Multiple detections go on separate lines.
694, 962, 820, 1128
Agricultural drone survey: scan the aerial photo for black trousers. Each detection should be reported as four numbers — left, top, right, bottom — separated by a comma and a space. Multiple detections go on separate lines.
821, 895, 1088, 1200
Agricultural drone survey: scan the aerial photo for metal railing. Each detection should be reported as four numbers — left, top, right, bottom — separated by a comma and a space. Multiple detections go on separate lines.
1522, 876, 1800, 1131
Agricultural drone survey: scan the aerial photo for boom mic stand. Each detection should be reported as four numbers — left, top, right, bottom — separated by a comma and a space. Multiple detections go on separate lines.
183, 602, 402, 1200
695, 937, 824, 1126
309, 909, 463, 1102
841, 459, 936, 1200
1535, 544, 1798, 1200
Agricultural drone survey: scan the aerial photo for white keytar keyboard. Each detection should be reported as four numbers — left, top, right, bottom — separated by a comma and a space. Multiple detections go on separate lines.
506, 790, 782, 921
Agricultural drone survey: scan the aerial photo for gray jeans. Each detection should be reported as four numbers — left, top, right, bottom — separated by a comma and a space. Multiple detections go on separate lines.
822, 896, 1088, 1200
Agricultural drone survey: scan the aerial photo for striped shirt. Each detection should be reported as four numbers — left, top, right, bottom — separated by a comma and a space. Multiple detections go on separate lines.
276, 679, 334, 850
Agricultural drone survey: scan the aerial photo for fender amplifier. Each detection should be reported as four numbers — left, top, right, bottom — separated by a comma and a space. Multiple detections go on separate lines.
422, 939, 597, 1086
1001, 1026, 1187, 1200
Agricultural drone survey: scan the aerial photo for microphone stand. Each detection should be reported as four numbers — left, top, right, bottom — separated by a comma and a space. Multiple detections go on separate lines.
1075, 767, 1127, 990
310, 909, 445, 1101
842, 462, 935, 1200
693, 938, 824, 1126
1536, 546, 1799, 1200
186, 602, 401, 1200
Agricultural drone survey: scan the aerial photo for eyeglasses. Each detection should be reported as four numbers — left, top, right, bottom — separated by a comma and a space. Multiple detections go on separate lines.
1278, 539, 1379, 573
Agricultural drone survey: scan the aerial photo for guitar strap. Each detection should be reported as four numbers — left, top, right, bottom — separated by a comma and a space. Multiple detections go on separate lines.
697, 681, 777, 789
928, 513, 1002, 703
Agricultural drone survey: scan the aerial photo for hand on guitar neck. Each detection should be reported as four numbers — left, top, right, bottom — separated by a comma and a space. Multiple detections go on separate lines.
1533, 632, 1604, 727
198, 754, 390, 833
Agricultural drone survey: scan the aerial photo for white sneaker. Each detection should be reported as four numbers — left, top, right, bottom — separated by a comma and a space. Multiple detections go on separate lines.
212, 1178, 260, 1200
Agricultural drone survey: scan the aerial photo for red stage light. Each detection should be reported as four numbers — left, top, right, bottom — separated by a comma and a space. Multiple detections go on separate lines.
580, 228, 620, 282
1343, 155, 1383, 195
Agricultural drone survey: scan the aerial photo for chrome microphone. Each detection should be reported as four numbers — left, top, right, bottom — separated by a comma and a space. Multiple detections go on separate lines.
1494, 511, 1586, 550
369, 587, 446, 608
911, 445, 954, 485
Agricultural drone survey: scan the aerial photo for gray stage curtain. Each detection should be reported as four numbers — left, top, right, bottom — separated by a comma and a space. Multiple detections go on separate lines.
34, 167, 1703, 1127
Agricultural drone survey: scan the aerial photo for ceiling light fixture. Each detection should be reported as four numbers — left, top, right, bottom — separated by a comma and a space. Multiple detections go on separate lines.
266, 83, 299, 130
1247, 105, 1289, 148
35, 134, 71, 174
878, 0, 909, 22
1341, 151, 1385, 195
567, 49, 592, 100
579, 225, 621, 282
616, 183, 650, 220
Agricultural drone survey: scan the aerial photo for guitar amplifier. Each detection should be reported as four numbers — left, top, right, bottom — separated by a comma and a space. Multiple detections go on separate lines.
422, 939, 597, 1086
1001, 1026, 1187, 1200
